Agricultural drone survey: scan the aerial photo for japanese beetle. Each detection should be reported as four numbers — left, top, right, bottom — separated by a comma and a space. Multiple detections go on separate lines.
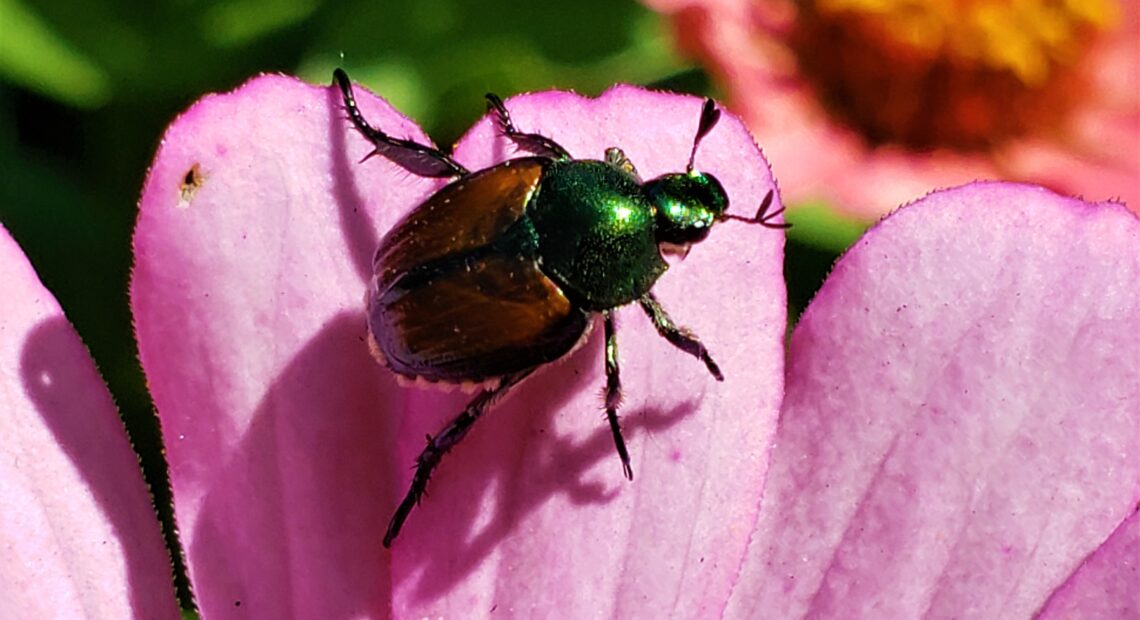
332, 69, 787, 547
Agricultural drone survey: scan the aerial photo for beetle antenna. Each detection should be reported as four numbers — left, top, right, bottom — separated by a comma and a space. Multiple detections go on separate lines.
721, 190, 792, 229
687, 98, 721, 173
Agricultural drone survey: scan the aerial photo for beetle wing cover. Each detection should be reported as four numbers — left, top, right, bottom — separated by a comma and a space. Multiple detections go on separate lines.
373, 157, 547, 293
372, 253, 588, 382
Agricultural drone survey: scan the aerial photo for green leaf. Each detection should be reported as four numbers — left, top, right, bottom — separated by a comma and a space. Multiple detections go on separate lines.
0, 0, 110, 107
785, 200, 868, 253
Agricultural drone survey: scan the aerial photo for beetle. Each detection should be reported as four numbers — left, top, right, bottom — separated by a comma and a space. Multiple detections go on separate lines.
332, 68, 787, 547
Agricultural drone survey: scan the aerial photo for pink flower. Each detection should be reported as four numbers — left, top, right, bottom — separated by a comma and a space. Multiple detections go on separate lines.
3, 74, 1137, 618
646, 0, 1140, 220
729, 183, 1140, 617
131, 75, 784, 617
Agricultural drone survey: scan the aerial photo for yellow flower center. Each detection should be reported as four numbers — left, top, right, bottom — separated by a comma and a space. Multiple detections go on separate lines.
790, 0, 1118, 149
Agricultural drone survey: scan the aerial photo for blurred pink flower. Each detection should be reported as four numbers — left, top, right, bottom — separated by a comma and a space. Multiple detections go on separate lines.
646, 0, 1140, 220
3, 74, 1138, 619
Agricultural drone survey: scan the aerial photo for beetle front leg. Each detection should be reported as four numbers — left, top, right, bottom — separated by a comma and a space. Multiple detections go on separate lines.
638, 292, 724, 381
383, 369, 532, 547
603, 311, 634, 481
333, 68, 469, 178
485, 93, 573, 161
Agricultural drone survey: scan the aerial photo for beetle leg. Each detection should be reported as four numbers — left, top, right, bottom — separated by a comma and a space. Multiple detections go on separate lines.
485, 93, 573, 161
603, 311, 635, 481
638, 292, 724, 381
605, 147, 641, 181
333, 68, 469, 178
383, 369, 533, 547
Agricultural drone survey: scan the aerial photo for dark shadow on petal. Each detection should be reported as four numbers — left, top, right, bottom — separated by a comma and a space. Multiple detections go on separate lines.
404, 396, 697, 603
186, 306, 698, 615
20, 317, 176, 617
385, 329, 700, 601
188, 312, 399, 617
327, 84, 380, 283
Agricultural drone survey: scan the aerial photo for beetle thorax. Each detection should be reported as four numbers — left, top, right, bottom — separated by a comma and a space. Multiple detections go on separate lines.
528, 160, 668, 311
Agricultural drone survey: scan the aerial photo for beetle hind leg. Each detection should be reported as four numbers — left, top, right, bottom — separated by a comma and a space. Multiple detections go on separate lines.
638, 292, 724, 381
383, 369, 532, 547
333, 68, 468, 178
485, 93, 573, 161
603, 312, 635, 481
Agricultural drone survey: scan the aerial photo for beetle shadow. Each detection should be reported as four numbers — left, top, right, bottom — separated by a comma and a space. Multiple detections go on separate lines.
402, 393, 698, 602
326, 84, 380, 283
19, 317, 173, 617
375, 323, 701, 600
188, 312, 401, 616
187, 310, 698, 614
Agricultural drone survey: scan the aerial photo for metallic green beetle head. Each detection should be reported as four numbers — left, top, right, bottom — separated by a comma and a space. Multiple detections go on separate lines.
645, 97, 789, 251
646, 170, 728, 245
645, 98, 730, 248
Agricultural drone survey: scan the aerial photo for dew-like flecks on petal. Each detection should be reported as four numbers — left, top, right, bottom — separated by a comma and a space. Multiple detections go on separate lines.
0, 224, 178, 619
727, 183, 1140, 618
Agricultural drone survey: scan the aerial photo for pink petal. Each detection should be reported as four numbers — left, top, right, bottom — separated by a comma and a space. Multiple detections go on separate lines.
132, 74, 438, 617
132, 75, 785, 617
395, 87, 784, 617
726, 183, 1140, 617
1036, 506, 1140, 618
0, 224, 178, 619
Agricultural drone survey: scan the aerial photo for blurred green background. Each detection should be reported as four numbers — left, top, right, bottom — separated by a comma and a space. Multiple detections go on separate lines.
0, 0, 837, 610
